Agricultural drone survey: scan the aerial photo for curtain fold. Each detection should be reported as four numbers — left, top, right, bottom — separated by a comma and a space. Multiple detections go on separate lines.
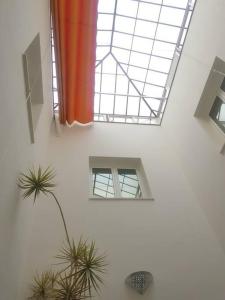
51, 0, 98, 125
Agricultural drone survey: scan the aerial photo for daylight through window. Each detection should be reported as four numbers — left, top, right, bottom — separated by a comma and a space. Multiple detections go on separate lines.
52, 0, 196, 125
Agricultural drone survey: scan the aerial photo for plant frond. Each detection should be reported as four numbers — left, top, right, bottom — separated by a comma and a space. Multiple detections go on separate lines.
18, 166, 56, 202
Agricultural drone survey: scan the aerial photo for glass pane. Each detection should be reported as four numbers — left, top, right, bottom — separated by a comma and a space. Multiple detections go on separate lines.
115, 16, 135, 34
220, 77, 225, 92
163, 0, 188, 8
127, 97, 140, 116
129, 51, 150, 68
98, 0, 116, 13
149, 56, 171, 73
114, 96, 127, 114
118, 169, 142, 198
100, 94, 114, 114
116, 0, 138, 17
146, 70, 168, 86
156, 24, 180, 43
138, 2, 161, 22
97, 31, 111, 45
132, 36, 153, 53
209, 97, 225, 134
160, 6, 185, 26
92, 168, 115, 198
97, 14, 113, 30
152, 41, 176, 59
135, 20, 157, 38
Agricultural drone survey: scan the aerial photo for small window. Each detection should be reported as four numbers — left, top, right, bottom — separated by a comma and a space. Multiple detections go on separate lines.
92, 168, 115, 198
89, 157, 152, 200
194, 57, 225, 153
209, 96, 225, 134
118, 169, 142, 198
23, 33, 44, 143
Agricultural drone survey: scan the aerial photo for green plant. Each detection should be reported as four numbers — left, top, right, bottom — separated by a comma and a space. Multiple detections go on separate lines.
19, 167, 106, 300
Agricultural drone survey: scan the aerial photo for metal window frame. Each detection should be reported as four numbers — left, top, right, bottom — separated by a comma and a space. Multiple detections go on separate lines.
52, 0, 197, 125
94, 0, 196, 124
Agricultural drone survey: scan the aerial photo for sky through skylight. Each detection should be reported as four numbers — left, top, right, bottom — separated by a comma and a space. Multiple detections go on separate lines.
52, 0, 196, 125
94, 0, 196, 124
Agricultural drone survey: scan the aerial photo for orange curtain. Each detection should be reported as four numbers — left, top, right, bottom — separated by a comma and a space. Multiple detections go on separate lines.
51, 0, 98, 125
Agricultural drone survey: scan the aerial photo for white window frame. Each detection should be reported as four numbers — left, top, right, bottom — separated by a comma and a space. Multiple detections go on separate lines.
89, 156, 153, 200
209, 89, 225, 135
194, 56, 225, 154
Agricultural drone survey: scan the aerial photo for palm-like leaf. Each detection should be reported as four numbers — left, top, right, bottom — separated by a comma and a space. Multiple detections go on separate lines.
56, 238, 86, 269
18, 166, 55, 202
29, 271, 58, 299
77, 241, 107, 296
56, 239, 106, 297
55, 273, 88, 300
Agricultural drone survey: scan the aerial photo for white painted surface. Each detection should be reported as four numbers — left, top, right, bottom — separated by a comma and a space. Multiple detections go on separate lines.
163, 0, 225, 252
0, 0, 52, 298
1, 0, 225, 299
23, 122, 225, 300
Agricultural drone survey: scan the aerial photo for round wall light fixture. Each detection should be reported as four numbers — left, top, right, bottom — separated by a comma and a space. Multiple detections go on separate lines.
125, 271, 153, 295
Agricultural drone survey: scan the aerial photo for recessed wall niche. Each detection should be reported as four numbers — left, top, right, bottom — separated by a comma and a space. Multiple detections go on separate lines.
23, 33, 44, 143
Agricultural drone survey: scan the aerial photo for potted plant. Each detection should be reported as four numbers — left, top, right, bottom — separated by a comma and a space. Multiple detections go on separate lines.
19, 167, 106, 299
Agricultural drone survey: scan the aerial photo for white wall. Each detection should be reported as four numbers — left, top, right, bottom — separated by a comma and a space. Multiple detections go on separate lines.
23, 123, 225, 300
0, 0, 52, 298
2, 0, 225, 299
163, 0, 225, 251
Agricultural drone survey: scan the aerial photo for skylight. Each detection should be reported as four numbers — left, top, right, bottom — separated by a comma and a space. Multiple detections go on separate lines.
94, 0, 196, 124
52, 0, 196, 125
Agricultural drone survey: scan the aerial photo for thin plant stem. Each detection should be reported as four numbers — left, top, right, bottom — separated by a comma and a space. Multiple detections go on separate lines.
48, 191, 71, 247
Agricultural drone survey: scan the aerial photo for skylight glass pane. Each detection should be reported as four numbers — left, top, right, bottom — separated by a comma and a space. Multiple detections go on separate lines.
116, 75, 129, 94
146, 98, 161, 111
143, 84, 164, 98
163, 0, 188, 9
98, 0, 116, 13
135, 20, 157, 38
112, 48, 130, 66
96, 46, 110, 61
180, 28, 187, 45
114, 96, 127, 114
100, 94, 114, 114
101, 74, 116, 93
139, 101, 151, 116
146, 70, 168, 86
127, 97, 139, 116
138, 2, 161, 22
156, 24, 180, 43
152, 41, 175, 58
185, 11, 192, 28
132, 36, 153, 53
53, 77, 57, 89
129, 52, 150, 68
102, 55, 117, 74
95, 73, 100, 92
160, 6, 185, 26
94, 94, 100, 113
115, 16, 135, 34
128, 66, 147, 81
97, 31, 111, 45
149, 56, 171, 73
116, 0, 138, 17
113, 32, 132, 50
132, 80, 144, 92
97, 14, 114, 30
50, 0, 196, 124
142, 0, 162, 4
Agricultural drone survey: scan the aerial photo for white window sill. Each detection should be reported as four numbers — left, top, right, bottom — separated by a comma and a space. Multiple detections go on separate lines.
89, 197, 154, 201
